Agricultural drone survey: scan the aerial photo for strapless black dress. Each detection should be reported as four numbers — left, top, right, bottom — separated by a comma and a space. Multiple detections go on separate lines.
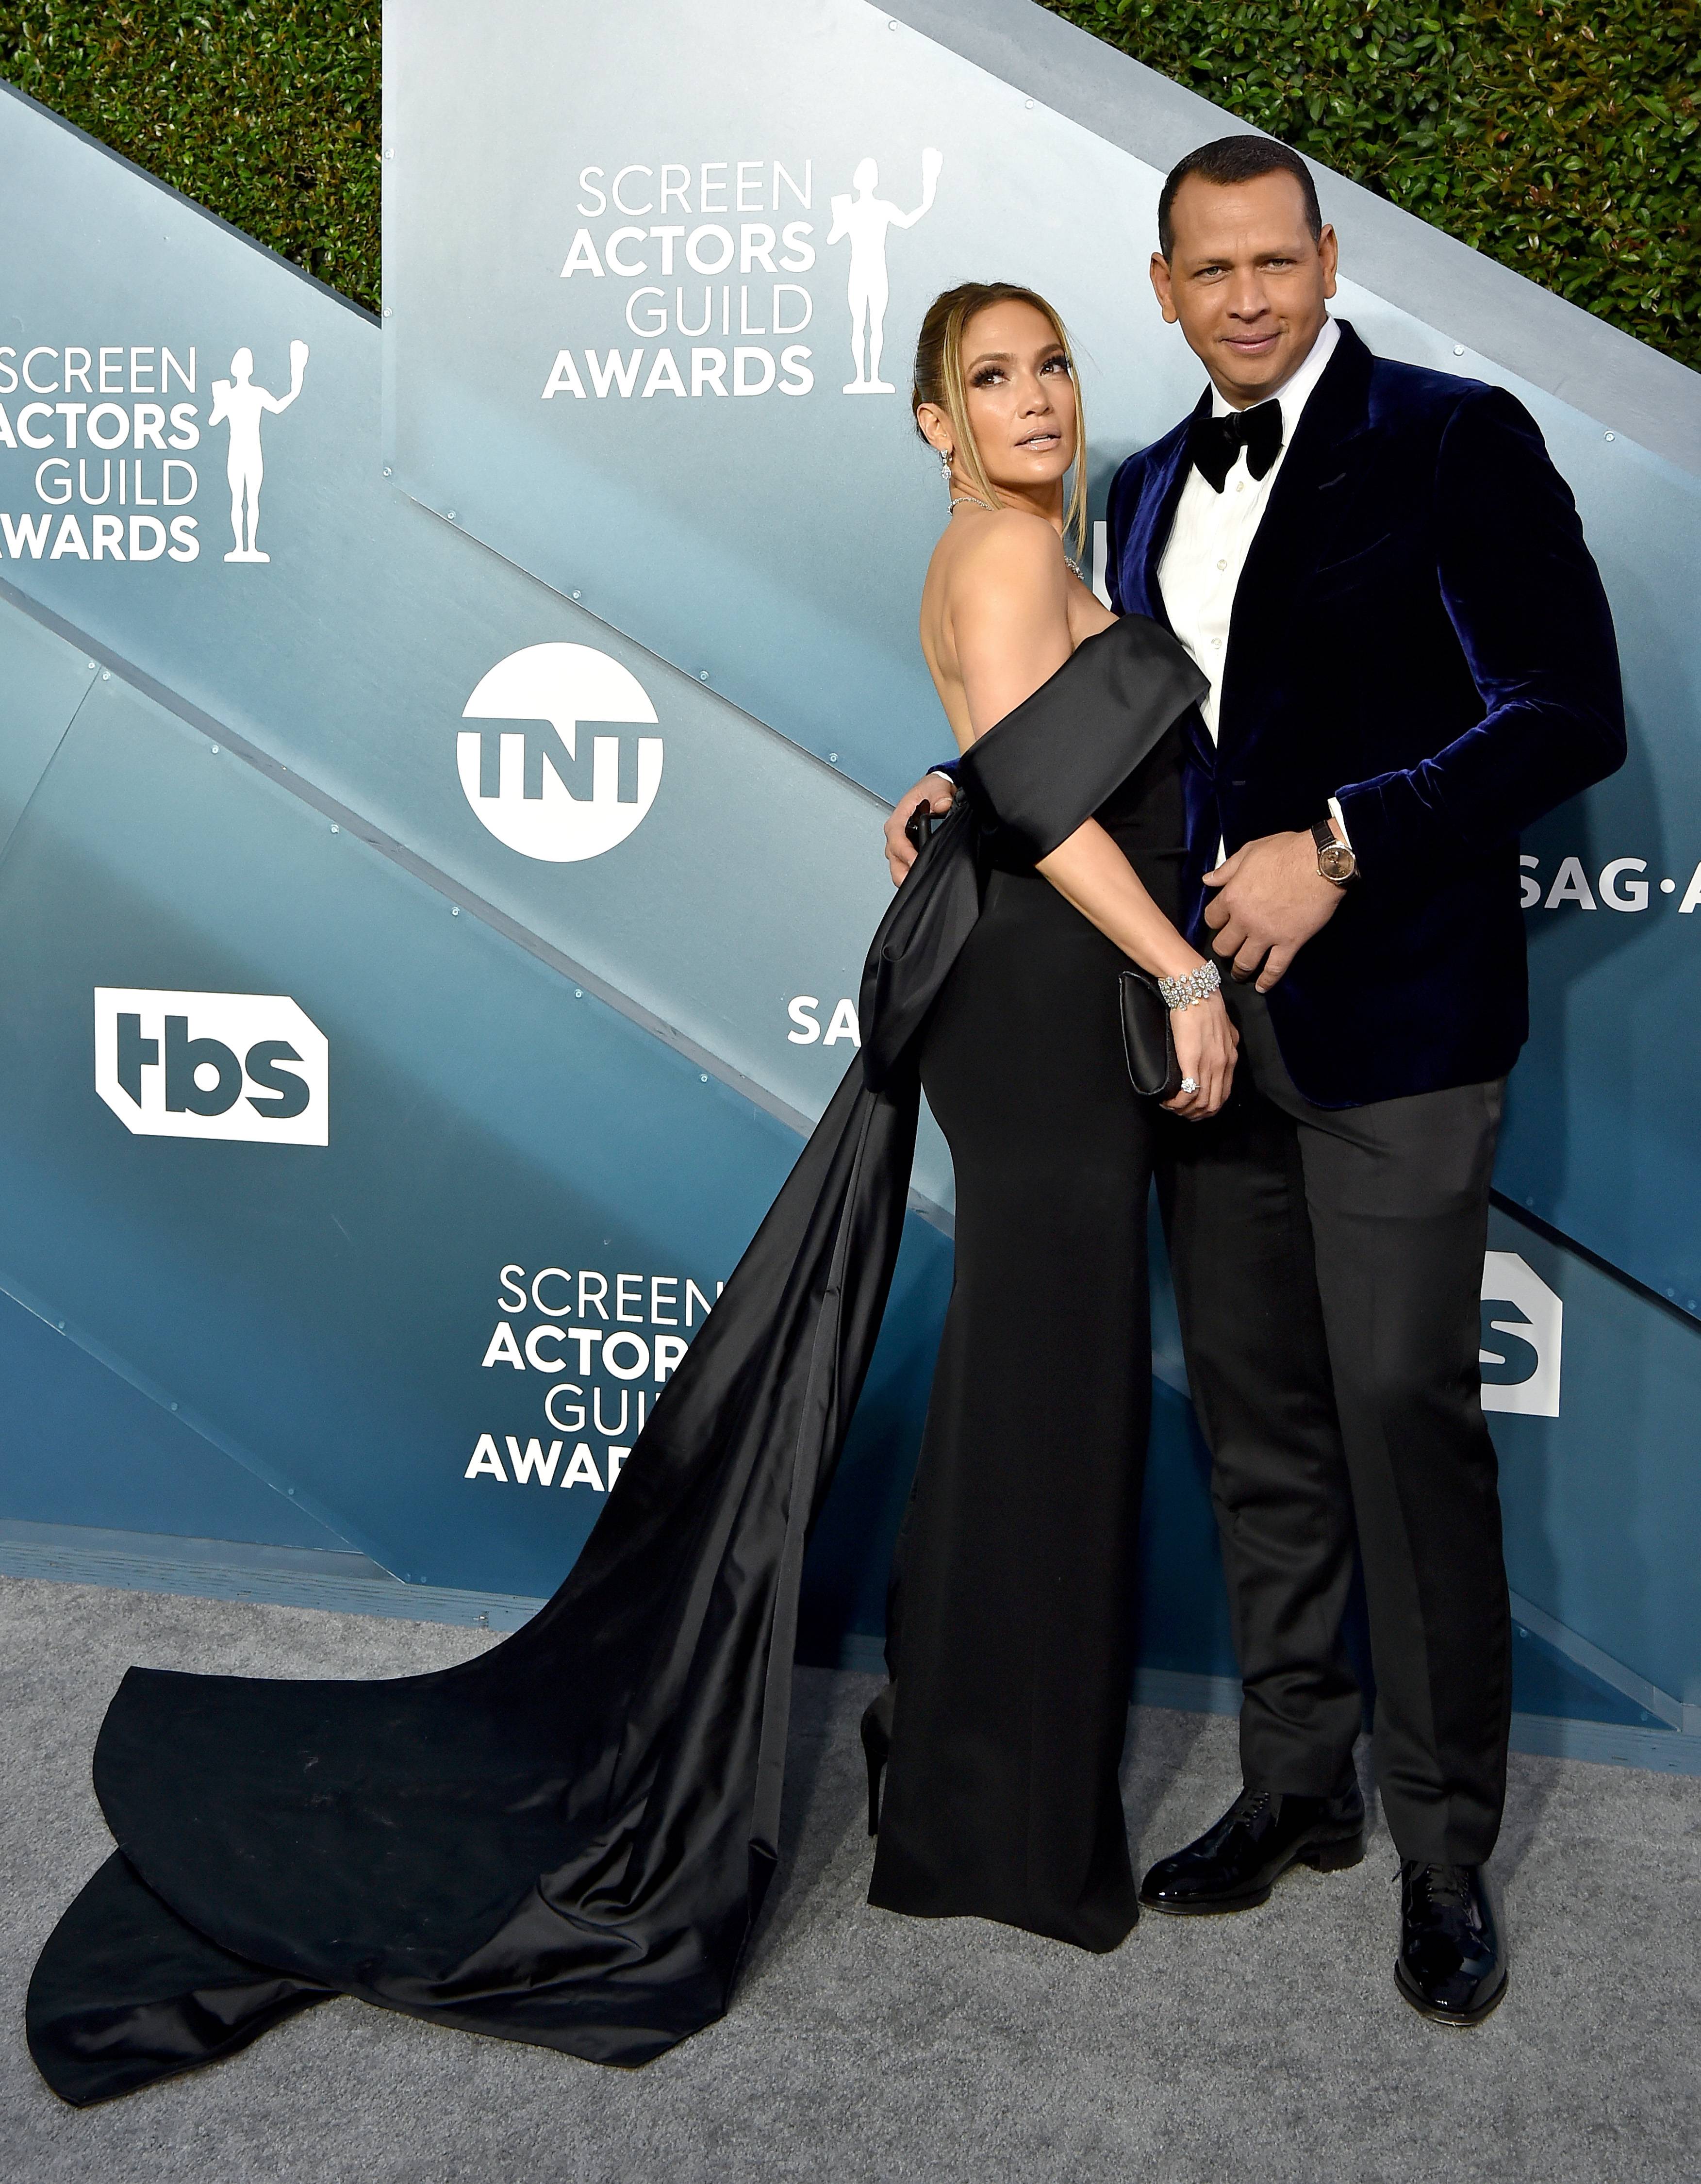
868, 730, 1188, 1950
27, 618, 1205, 2103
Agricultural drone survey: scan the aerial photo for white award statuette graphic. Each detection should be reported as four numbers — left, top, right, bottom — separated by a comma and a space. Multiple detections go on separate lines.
210, 340, 309, 562
458, 643, 663, 862
828, 149, 942, 393
94, 989, 330, 1146
1480, 1250, 1563, 1417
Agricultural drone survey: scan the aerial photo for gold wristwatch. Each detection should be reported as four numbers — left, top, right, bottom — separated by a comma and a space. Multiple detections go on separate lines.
1311, 817, 1357, 886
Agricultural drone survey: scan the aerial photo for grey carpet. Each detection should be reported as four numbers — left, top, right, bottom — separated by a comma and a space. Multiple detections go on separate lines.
2, 1576, 1696, 2184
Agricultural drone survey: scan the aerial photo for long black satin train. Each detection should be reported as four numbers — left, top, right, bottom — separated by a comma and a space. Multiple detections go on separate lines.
27, 615, 1205, 2105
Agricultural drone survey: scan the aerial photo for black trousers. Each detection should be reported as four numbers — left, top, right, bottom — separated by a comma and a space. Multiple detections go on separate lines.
1159, 986, 1513, 1866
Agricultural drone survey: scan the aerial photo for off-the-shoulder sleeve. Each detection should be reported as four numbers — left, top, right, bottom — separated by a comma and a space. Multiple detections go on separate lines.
958, 615, 1207, 862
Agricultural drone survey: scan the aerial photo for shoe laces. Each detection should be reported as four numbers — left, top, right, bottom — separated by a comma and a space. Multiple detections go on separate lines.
1402, 1861, 1470, 1911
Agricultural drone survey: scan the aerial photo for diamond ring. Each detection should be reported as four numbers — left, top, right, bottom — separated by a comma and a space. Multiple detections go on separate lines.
1179, 1077, 1200, 1096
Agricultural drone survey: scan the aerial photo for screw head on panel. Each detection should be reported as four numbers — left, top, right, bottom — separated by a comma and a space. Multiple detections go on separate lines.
1605, 431, 1616, 442
101, 670, 110, 680
571, 590, 581, 599
1453, 344, 1465, 355
330, 823, 341, 835
450, 905, 460, 916
210, 744, 220, 755
382, 465, 392, 478
698, 670, 710, 681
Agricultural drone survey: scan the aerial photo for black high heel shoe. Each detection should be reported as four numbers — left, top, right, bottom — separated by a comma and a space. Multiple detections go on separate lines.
859, 1687, 894, 1836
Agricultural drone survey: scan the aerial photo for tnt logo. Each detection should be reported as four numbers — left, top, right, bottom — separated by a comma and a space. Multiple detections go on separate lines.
457, 643, 662, 862
94, 988, 329, 1145
1480, 1250, 1562, 1417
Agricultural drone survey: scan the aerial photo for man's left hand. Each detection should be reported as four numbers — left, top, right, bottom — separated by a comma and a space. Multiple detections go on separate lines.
1202, 829, 1345, 991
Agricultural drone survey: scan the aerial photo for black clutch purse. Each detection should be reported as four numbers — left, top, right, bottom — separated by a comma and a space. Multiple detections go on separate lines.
1119, 969, 1185, 1100
904, 798, 949, 851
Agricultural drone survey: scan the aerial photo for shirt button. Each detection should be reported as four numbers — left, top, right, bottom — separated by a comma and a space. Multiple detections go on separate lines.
1216, 558, 1227, 571
1234, 479, 1245, 493
1211, 637, 1223, 649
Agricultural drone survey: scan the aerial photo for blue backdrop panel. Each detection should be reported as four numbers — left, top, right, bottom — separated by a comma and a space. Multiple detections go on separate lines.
0, 1286, 347, 1550
0, 608, 95, 856
0, 626, 950, 1594
0, 83, 943, 1194
380, 0, 1701, 1310
1488, 1208, 1701, 1718
0, 1, 1697, 1752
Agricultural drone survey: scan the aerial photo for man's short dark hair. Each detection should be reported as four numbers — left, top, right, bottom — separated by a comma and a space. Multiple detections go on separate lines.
1157, 136, 1323, 259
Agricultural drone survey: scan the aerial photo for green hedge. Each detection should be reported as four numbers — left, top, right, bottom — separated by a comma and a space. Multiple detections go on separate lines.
0, 2, 381, 313
1047, 0, 1699, 366
0, 1, 1695, 366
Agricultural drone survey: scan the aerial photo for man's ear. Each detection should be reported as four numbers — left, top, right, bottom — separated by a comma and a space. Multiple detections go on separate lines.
1149, 251, 1178, 326
1318, 223, 1339, 300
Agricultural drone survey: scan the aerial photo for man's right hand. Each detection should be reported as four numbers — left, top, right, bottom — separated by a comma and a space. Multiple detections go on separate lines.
885, 776, 956, 885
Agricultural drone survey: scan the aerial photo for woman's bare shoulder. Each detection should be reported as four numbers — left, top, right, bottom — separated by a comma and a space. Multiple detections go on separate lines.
940, 507, 1068, 605
952, 505, 1066, 563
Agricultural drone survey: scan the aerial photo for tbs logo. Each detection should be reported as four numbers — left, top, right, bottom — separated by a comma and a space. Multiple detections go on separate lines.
94, 989, 329, 1145
1479, 1251, 1562, 1418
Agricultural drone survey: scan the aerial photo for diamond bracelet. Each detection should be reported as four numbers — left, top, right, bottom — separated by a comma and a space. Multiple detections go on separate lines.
1157, 960, 1222, 1012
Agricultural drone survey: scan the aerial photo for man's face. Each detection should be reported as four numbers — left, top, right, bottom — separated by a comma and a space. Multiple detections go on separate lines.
1150, 171, 1337, 408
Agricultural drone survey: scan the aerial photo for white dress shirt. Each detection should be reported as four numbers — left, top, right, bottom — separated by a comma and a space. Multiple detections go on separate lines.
1156, 317, 1352, 852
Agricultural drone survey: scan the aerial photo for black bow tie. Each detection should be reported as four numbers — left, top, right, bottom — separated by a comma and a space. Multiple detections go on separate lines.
1189, 399, 1284, 492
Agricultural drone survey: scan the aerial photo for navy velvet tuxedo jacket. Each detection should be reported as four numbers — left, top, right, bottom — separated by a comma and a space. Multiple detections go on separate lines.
1105, 320, 1625, 1108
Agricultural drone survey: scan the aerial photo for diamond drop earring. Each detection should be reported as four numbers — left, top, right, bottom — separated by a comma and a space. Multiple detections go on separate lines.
939, 449, 953, 484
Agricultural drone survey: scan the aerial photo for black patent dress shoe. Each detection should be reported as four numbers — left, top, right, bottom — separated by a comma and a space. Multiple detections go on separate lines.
1139, 1780, 1365, 1915
1395, 1861, 1506, 2026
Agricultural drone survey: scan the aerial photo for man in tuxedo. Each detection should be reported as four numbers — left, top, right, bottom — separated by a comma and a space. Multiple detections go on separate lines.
884, 135, 1624, 2024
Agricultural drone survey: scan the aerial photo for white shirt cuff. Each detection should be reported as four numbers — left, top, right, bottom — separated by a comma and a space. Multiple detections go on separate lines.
1327, 795, 1353, 854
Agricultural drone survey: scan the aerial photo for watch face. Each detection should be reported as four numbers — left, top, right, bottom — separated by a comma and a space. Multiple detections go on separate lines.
1319, 843, 1355, 881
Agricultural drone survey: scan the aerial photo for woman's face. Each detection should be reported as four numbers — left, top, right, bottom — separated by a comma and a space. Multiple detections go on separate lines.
953, 298, 1078, 496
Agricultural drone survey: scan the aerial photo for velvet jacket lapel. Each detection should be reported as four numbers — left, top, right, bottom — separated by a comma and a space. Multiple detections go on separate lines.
1215, 323, 1377, 750
1129, 393, 1206, 628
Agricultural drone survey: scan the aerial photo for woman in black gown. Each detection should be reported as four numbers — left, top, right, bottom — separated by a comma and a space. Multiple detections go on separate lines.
26, 285, 1225, 2103
866, 285, 1235, 1950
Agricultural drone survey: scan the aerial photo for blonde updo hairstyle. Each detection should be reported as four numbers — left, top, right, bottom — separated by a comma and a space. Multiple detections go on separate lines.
911, 281, 1089, 564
